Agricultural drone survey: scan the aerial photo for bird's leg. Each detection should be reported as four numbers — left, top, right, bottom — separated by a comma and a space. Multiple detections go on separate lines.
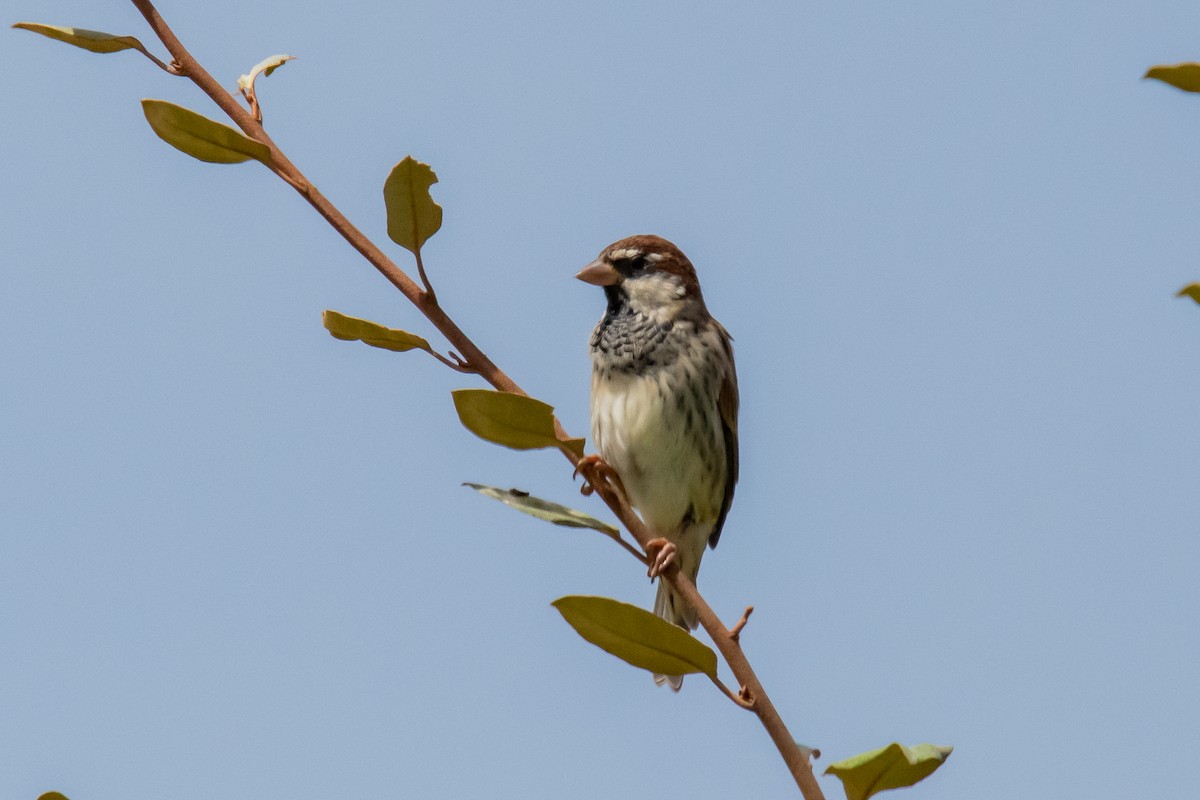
645, 537, 677, 579
573, 454, 627, 500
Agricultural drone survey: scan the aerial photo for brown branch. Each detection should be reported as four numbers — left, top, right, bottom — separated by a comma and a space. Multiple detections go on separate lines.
129, 0, 527, 401
125, 3, 823, 797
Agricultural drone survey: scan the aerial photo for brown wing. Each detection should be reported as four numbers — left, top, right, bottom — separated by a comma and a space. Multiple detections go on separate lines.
708, 323, 739, 549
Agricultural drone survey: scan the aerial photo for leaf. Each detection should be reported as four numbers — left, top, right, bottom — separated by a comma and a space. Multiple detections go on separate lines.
38, 794, 71, 800
1144, 63, 1200, 93
552, 595, 718, 681
322, 309, 432, 353
824, 743, 953, 800
384, 156, 443, 254
451, 389, 584, 456
1177, 283, 1200, 305
238, 54, 295, 94
464, 483, 618, 534
141, 99, 271, 165
13, 22, 145, 54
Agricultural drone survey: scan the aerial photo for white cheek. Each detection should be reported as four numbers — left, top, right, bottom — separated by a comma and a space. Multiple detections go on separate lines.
625, 276, 686, 323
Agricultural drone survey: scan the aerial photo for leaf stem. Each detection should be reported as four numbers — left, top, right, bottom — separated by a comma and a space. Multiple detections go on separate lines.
414, 249, 436, 302
133, 40, 178, 74
711, 674, 756, 710
428, 348, 476, 373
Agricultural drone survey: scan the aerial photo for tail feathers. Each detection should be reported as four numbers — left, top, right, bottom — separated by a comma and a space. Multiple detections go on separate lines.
653, 581, 698, 691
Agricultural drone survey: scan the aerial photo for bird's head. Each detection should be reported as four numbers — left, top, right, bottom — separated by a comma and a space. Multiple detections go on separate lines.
576, 235, 704, 322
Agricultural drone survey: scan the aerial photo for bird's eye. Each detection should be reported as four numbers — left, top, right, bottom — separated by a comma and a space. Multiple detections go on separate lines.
608, 249, 649, 276
619, 254, 648, 273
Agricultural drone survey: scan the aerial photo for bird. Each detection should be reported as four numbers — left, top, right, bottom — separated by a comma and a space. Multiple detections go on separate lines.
577, 234, 739, 690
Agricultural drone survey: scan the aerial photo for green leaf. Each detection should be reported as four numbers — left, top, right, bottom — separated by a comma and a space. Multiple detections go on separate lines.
38, 793, 71, 800
824, 743, 953, 800
552, 595, 718, 680
14, 22, 145, 54
384, 156, 443, 254
1177, 283, 1200, 305
451, 389, 584, 456
1145, 63, 1200, 93
464, 483, 618, 534
322, 309, 432, 353
141, 99, 271, 165
238, 54, 296, 94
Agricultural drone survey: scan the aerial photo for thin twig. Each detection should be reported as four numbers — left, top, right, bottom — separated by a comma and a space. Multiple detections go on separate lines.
730, 605, 754, 643
123, 4, 825, 797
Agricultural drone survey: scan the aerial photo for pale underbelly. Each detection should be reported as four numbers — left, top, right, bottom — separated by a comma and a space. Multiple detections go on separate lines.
591, 369, 724, 533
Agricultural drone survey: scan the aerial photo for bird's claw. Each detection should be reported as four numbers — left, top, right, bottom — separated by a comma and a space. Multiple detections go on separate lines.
574, 454, 625, 499
645, 537, 677, 580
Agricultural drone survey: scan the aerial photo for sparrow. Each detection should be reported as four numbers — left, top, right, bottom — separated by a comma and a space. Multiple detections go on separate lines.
577, 235, 739, 690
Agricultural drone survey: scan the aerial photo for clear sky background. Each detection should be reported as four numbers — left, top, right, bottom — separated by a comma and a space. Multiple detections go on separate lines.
4, 1, 1199, 798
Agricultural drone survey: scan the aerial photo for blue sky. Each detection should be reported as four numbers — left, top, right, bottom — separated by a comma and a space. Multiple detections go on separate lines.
4, 1, 1200, 798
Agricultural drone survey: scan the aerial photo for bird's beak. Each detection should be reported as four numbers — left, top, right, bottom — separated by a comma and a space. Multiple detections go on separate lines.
576, 259, 621, 286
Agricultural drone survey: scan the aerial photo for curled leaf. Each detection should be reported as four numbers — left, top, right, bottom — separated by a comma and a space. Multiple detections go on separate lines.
14, 22, 145, 54
142, 99, 271, 165
451, 389, 583, 456
1176, 283, 1200, 305
238, 53, 295, 94
322, 309, 432, 353
1145, 63, 1200, 93
464, 483, 618, 534
796, 743, 821, 760
824, 743, 953, 800
384, 156, 443, 255
552, 595, 718, 681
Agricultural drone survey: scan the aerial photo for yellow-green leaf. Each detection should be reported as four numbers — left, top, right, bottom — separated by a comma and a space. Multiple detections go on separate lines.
451, 389, 583, 456
238, 54, 295, 94
142, 99, 271, 165
14, 22, 145, 54
384, 156, 443, 254
1177, 282, 1200, 305
824, 743, 953, 800
464, 483, 618, 534
552, 595, 718, 680
38, 793, 71, 800
322, 309, 432, 353
1145, 63, 1200, 93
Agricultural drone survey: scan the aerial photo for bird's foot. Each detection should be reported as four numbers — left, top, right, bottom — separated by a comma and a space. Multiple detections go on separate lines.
573, 454, 626, 499
645, 537, 677, 579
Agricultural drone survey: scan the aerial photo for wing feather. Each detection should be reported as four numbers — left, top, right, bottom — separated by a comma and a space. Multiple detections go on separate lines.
708, 323, 739, 549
